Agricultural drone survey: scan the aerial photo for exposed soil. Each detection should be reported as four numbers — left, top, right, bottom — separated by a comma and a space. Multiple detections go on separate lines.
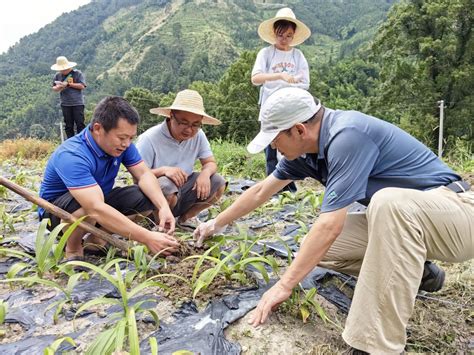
160, 243, 256, 305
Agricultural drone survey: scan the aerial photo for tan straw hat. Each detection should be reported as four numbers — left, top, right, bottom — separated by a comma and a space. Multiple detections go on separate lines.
258, 7, 311, 46
50, 56, 77, 71
150, 89, 221, 125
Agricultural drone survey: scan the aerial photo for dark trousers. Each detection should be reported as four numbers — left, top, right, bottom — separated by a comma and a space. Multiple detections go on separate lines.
265, 146, 297, 193
61, 105, 85, 138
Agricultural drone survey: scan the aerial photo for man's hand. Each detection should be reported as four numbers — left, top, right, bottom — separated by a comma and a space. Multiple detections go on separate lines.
158, 207, 175, 234
193, 218, 226, 247
248, 281, 292, 327
193, 173, 211, 200
145, 231, 179, 256
164, 167, 188, 187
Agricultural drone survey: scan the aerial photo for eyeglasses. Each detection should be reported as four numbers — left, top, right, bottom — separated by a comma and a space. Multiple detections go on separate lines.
171, 114, 202, 130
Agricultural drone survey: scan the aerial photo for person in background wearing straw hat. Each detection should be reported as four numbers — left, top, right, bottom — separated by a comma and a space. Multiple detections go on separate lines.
136, 89, 226, 230
51, 56, 87, 138
251, 7, 311, 194
194, 87, 473, 353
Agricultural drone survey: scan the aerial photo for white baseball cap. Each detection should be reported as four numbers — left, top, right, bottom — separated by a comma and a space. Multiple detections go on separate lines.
247, 88, 321, 154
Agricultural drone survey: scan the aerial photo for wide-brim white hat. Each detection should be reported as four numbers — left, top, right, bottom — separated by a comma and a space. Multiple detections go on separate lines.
150, 89, 221, 125
258, 7, 311, 46
51, 56, 77, 71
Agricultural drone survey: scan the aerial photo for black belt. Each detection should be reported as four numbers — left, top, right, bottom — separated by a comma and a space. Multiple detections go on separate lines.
445, 181, 470, 193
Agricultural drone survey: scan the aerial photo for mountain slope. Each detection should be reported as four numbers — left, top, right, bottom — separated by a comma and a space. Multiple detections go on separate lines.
0, 0, 396, 139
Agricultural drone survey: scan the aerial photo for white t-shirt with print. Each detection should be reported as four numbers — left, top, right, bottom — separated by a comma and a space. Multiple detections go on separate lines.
252, 45, 310, 106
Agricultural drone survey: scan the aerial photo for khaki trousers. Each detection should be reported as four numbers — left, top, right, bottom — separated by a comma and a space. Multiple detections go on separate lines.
319, 187, 474, 354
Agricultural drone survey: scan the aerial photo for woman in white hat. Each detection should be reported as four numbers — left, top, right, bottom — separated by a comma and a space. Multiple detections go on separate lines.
251, 7, 311, 193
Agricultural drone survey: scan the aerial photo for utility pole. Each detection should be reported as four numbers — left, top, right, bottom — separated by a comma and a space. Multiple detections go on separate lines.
437, 100, 445, 158
57, 103, 65, 143
59, 121, 65, 143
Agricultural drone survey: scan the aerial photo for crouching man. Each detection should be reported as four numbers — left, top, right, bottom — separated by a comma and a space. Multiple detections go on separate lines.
136, 89, 226, 229
39, 96, 179, 260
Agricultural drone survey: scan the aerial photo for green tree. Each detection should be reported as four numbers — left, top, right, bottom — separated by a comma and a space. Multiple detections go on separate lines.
124, 87, 164, 134
369, 0, 474, 149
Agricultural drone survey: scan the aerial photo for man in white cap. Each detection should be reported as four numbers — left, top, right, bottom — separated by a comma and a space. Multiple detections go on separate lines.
51, 56, 87, 138
136, 89, 226, 230
193, 87, 473, 353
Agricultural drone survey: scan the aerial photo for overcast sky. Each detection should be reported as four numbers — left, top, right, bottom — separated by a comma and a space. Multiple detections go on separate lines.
0, 0, 91, 54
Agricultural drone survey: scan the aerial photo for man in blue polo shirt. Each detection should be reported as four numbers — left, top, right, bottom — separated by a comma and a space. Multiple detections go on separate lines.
193, 88, 473, 353
39, 96, 179, 260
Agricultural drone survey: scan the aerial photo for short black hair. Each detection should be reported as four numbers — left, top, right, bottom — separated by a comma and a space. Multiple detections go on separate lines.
273, 20, 297, 36
90, 96, 140, 132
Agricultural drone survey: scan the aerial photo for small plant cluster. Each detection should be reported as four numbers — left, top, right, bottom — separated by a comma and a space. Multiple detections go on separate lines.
186, 231, 280, 298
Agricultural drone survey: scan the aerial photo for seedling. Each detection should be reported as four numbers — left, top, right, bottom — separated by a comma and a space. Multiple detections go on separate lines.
44, 336, 77, 355
0, 217, 85, 278
68, 259, 188, 354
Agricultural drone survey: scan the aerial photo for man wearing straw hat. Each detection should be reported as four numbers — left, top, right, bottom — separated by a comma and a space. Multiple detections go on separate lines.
194, 87, 473, 353
51, 56, 87, 138
252, 7, 311, 193
136, 89, 226, 230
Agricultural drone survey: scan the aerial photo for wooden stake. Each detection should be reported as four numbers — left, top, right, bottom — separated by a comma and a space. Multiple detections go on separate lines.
0, 176, 149, 259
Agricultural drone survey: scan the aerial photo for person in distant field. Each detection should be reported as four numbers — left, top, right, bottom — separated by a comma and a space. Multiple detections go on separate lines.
39, 96, 179, 261
252, 7, 311, 193
194, 87, 473, 354
136, 89, 226, 230
51, 56, 87, 138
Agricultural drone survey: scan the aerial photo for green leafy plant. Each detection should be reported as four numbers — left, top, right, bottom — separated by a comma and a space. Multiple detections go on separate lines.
0, 218, 84, 278
43, 336, 77, 355
0, 205, 15, 232
68, 259, 187, 354
186, 233, 279, 299
0, 270, 87, 324
0, 299, 7, 336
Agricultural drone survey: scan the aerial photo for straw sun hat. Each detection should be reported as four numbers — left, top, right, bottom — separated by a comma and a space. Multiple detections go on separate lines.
258, 7, 311, 46
50, 56, 77, 71
150, 89, 221, 125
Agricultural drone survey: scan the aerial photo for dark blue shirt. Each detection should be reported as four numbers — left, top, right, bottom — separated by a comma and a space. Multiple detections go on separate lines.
38, 125, 142, 217
53, 69, 86, 106
274, 108, 460, 212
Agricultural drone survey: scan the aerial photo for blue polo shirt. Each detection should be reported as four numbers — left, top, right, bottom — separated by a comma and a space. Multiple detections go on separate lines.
274, 108, 460, 213
38, 125, 142, 217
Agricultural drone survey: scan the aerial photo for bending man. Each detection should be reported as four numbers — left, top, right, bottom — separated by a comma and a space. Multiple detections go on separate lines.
194, 87, 473, 353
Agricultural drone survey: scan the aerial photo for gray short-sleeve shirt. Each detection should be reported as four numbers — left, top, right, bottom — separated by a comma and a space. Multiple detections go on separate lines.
274, 108, 461, 212
135, 121, 213, 175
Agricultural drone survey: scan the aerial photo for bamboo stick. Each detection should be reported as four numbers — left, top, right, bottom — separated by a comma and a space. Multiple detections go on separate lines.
0, 176, 149, 259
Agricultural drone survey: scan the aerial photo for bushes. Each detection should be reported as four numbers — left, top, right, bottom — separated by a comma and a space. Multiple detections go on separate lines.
210, 139, 266, 180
